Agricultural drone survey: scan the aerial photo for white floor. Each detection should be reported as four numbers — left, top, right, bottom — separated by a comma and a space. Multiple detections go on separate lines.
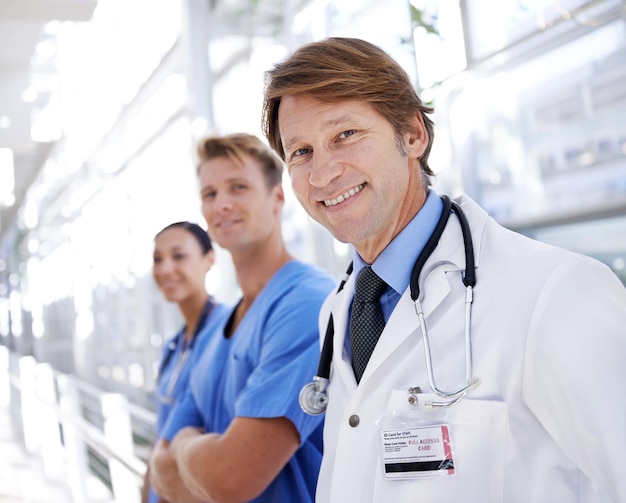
0, 405, 73, 503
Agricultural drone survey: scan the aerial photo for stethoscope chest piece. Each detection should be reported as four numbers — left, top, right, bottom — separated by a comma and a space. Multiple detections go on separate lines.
298, 377, 329, 415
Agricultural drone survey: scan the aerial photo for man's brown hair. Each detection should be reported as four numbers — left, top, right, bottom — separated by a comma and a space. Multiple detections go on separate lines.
262, 37, 435, 180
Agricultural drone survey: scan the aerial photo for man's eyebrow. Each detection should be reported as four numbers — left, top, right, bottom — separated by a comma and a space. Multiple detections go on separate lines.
201, 175, 247, 189
282, 136, 301, 154
323, 115, 352, 128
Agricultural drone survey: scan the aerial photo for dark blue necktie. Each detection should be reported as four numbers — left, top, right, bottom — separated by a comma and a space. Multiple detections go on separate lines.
350, 266, 387, 383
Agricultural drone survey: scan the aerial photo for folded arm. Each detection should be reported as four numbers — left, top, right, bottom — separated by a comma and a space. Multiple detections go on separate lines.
149, 432, 205, 503
163, 416, 300, 503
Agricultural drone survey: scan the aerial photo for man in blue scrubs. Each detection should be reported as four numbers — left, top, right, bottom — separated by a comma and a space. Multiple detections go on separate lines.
149, 133, 335, 502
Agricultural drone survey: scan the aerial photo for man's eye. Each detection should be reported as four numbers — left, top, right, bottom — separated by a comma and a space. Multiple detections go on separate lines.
339, 130, 355, 139
293, 147, 311, 157
203, 191, 216, 199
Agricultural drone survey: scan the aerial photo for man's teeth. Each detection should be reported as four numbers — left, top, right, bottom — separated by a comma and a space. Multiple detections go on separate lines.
324, 184, 365, 207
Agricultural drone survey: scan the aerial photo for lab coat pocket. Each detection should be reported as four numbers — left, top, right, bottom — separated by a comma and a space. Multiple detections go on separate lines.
373, 391, 507, 502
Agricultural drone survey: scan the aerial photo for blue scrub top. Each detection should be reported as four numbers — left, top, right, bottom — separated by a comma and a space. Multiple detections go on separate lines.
162, 260, 335, 503
150, 300, 230, 503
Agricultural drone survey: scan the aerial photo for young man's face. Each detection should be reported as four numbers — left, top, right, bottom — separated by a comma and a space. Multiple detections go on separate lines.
198, 154, 283, 255
277, 95, 428, 262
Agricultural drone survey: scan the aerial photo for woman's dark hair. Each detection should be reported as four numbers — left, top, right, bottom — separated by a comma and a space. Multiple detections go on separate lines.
155, 221, 212, 254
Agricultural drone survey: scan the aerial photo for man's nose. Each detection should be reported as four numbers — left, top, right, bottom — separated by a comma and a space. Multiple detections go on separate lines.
214, 192, 233, 211
309, 149, 342, 187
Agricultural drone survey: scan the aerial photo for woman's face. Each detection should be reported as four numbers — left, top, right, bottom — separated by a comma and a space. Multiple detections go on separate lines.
152, 227, 213, 304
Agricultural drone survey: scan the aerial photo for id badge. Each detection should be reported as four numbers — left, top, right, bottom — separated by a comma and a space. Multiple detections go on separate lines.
380, 424, 455, 480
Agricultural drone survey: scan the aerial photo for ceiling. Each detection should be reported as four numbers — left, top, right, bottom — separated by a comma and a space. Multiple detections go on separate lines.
0, 0, 98, 244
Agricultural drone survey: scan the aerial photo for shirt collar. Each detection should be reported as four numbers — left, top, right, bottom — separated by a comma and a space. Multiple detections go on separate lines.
353, 188, 443, 295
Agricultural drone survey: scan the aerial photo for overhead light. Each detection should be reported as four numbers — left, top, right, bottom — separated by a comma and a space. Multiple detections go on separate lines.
0, 116, 10, 129
0, 148, 15, 207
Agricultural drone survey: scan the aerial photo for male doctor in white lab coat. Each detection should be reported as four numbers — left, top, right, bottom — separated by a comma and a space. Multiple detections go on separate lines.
262, 37, 626, 503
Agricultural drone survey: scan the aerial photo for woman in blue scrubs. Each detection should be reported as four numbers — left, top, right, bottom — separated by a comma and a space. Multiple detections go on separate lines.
142, 221, 228, 503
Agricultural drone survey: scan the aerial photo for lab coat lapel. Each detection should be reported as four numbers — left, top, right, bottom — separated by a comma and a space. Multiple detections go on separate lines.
328, 273, 359, 390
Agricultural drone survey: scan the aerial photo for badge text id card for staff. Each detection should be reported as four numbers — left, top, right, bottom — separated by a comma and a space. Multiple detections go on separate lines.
380, 425, 455, 480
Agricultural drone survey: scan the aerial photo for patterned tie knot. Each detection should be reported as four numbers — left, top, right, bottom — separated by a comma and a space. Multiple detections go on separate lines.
354, 266, 387, 303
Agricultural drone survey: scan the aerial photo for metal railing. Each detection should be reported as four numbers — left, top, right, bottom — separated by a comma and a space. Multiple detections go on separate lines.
0, 345, 156, 503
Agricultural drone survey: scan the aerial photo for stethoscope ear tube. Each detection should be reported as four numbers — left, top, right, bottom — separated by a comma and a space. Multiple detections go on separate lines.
450, 200, 476, 288
410, 195, 452, 301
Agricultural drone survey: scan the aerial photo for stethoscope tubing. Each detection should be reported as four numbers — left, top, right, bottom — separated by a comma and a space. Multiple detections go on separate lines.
158, 299, 215, 404
315, 264, 352, 379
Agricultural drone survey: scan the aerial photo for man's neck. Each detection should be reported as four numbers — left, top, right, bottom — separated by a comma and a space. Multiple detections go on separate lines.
232, 241, 292, 302
227, 243, 292, 336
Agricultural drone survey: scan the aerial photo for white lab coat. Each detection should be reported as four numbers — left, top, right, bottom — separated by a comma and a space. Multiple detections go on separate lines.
316, 195, 626, 503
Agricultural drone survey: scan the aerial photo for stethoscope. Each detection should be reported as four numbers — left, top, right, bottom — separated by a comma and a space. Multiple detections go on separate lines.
299, 195, 481, 415
158, 298, 214, 405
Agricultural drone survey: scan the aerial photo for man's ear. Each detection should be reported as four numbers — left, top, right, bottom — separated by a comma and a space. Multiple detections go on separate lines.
204, 249, 215, 272
404, 112, 429, 158
272, 183, 285, 215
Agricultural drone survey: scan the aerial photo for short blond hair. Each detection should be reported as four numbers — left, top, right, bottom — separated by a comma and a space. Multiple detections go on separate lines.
197, 133, 284, 188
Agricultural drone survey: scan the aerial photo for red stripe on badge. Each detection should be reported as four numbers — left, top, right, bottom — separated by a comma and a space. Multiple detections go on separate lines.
441, 425, 455, 475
